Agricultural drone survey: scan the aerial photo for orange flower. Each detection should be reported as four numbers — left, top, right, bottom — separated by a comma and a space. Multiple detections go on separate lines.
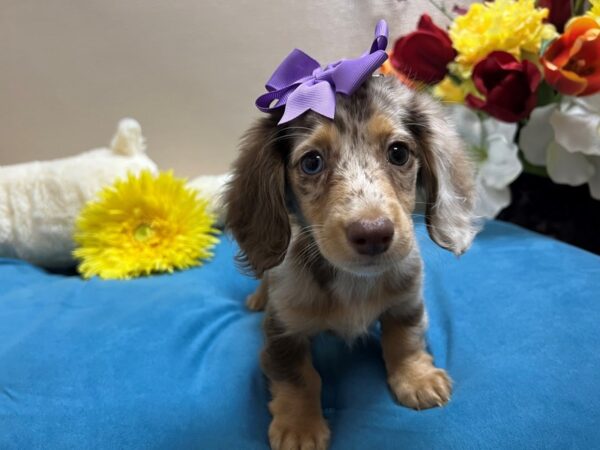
380, 53, 418, 89
541, 17, 600, 96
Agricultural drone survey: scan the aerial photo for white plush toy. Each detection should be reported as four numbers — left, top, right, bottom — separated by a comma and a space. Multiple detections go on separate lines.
0, 118, 158, 269
188, 173, 231, 227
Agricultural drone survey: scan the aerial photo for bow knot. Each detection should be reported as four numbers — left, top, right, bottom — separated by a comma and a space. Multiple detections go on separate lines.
256, 20, 389, 124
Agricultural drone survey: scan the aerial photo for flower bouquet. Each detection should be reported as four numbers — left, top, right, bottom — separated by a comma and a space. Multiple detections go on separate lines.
383, 0, 600, 218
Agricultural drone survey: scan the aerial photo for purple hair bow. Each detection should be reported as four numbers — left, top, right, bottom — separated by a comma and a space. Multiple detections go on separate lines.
256, 20, 389, 124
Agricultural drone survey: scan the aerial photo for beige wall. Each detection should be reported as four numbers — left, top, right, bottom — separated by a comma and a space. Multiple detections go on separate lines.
1, 0, 464, 176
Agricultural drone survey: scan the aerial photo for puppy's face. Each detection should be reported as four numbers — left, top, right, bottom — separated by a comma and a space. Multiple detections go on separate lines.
286, 86, 420, 275
225, 76, 476, 277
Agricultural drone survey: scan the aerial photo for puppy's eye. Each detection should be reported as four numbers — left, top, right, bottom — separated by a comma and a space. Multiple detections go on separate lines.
300, 151, 324, 175
387, 142, 410, 166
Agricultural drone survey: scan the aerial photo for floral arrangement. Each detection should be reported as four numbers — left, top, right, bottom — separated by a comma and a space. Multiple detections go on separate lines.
74, 170, 220, 279
383, 0, 600, 217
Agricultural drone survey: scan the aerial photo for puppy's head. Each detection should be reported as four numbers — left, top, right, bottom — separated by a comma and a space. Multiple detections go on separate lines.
225, 76, 476, 277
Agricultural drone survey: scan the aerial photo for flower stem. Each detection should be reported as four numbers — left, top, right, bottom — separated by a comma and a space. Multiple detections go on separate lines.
573, 0, 586, 15
519, 151, 549, 178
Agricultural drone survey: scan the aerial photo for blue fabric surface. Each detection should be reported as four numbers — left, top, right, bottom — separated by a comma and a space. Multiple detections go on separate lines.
1, 221, 599, 449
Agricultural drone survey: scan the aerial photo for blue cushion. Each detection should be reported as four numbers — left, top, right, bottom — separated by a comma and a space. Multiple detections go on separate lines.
1, 221, 599, 449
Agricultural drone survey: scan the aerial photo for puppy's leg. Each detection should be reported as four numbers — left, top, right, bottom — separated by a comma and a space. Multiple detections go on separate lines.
261, 313, 330, 450
380, 306, 452, 410
246, 273, 269, 311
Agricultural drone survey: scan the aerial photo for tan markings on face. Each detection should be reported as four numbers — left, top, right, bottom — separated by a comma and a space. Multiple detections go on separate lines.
288, 121, 340, 204
288, 113, 420, 274
367, 112, 396, 144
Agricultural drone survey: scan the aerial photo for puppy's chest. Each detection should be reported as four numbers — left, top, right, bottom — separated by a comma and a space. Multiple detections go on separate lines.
281, 277, 394, 340
324, 299, 389, 341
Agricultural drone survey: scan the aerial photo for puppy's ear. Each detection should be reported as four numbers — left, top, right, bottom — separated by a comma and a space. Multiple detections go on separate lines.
224, 117, 290, 276
411, 96, 477, 255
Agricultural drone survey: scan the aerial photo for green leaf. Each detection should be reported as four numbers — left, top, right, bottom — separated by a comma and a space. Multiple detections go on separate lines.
537, 81, 561, 107
519, 151, 549, 178
539, 38, 556, 56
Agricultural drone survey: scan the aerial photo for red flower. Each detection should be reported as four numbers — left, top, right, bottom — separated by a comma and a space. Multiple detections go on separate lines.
390, 14, 456, 84
466, 51, 541, 123
538, 0, 572, 32
541, 17, 600, 97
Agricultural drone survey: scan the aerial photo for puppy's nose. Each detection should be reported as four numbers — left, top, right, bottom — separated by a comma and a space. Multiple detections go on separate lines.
346, 218, 394, 256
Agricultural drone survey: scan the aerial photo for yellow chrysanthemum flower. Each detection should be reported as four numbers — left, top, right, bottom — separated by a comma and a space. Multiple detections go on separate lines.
589, 0, 600, 19
433, 76, 468, 103
74, 170, 220, 279
450, 0, 555, 76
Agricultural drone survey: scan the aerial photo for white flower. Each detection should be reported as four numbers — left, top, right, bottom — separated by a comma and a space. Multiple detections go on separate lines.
589, 157, 600, 199
448, 105, 523, 218
520, 95, 600, 199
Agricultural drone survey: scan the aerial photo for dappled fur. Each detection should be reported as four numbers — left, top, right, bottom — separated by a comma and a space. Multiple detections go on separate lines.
224, 76, 476, 450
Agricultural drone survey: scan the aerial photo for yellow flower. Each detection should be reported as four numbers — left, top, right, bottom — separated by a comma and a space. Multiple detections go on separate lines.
589, 0, 600, 19
450, 0, 555, 76
433, 76, 468, 103
74, 170, 219, 279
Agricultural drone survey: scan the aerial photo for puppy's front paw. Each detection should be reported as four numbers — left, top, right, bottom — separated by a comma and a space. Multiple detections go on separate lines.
246, 290, 267, 311
388, 353, 452, 410
268, 416, 330, 450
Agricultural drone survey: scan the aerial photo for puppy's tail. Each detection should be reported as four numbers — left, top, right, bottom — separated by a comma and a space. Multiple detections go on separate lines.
110, 118, 146, 156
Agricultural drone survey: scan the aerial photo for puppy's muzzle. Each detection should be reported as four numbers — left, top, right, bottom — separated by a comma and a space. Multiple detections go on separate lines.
346, 217, 394, 256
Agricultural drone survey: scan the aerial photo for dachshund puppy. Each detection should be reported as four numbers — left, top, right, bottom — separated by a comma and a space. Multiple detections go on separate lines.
224, 75, 476, 450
